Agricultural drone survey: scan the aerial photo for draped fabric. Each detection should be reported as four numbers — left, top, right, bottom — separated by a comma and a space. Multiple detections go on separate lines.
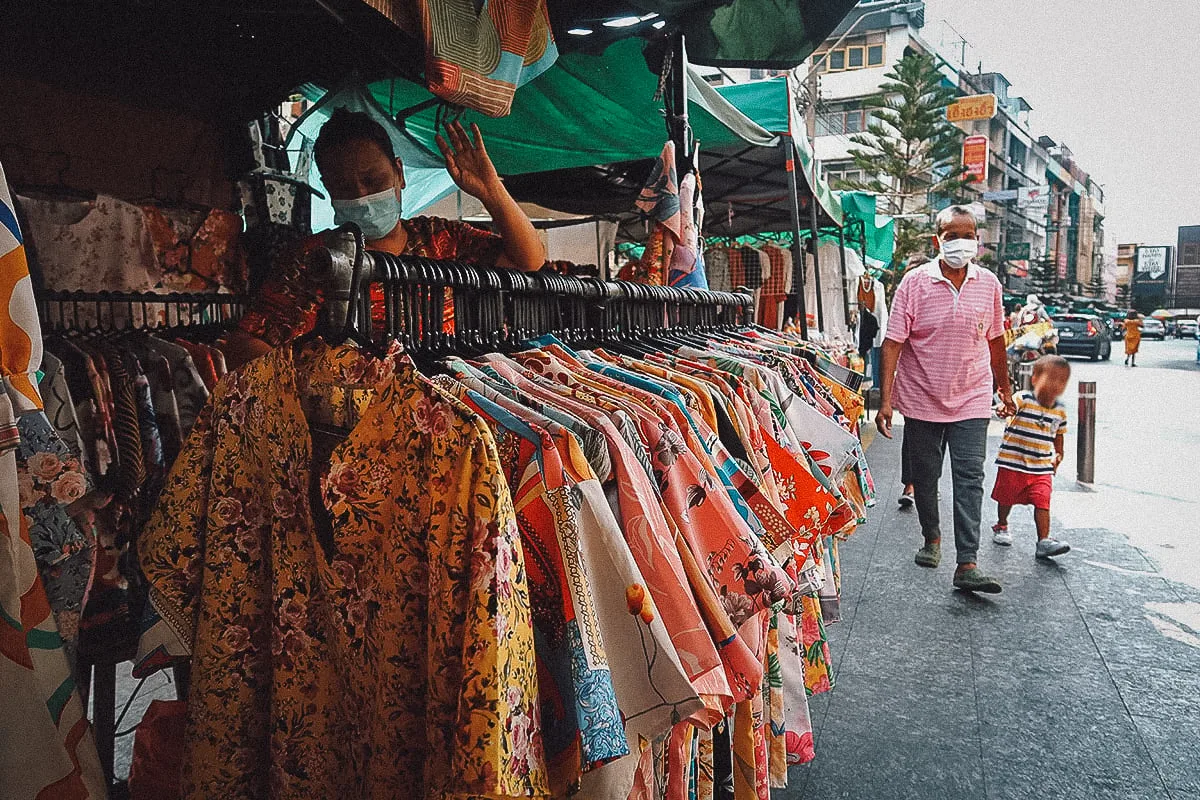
0, 159, 106, 800
409, 0, 559, 117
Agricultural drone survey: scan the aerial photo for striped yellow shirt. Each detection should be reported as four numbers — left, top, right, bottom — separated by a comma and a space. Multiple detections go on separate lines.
996, 391, 1068, 474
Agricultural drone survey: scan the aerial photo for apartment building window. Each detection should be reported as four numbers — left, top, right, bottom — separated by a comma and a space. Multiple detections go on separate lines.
817, 104, 873, 137
815, 34, 886, 73
825, 167, 865, 186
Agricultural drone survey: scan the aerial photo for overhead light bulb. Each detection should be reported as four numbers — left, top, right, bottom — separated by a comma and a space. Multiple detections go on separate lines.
567, 27, 594, 36
603, 16, 643, 28
640, 13, 660, 20
652, 20, 667, 29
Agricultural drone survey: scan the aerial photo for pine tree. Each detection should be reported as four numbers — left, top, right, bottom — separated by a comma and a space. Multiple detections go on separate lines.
833, 51, 971, 279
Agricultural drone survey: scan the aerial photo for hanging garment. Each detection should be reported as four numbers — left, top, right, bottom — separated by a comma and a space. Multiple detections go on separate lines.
19, 193, 159, 293
142, 205, 248, 293
0, 159, 107, 800
139, 341, 548, 800
408, 0, 559, 117
706, 246, 732, 293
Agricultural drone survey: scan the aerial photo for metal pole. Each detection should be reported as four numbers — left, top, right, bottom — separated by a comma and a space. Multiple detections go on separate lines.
837, 226, 851, 333
668, 33, 692, 179
809, 184, 825, 334
784, 135, 809, 339
1077, 380, 1096, 484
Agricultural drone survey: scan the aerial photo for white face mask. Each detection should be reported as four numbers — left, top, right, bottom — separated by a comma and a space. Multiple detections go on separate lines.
331, 187, 403, 240
938, 236, 978, 268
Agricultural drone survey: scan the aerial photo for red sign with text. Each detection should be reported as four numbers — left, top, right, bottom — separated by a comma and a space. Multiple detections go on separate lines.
962, 135, 989, 184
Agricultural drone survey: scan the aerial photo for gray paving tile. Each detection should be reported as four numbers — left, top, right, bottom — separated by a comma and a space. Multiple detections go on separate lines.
973, 641, 1112, 691
1169, 791, 1200, 800
819, 670, 980, 741
986, 773, 1173, 800
967, 593, 1096, 656
1083, 607, 1200, 673
800, 727, 985, 800
1132, 713, 1200, 794
980, 707, 1164, 786
838, 623, 974, 678
1111, 664, 1200, 717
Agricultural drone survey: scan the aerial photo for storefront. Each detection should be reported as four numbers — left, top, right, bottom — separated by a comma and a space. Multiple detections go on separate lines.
0, 3, 878, 799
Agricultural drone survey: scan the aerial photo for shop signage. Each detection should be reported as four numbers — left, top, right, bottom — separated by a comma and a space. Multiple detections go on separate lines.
1136, 246, 1169, 279
1017, 185, 1051, 211
1056, 249, 1069, 279
1004, 242, 1031, 260
947, 94, 997, 122
1008, 260, 1030, 278
962, 136, 989, 183
983, 189, 1018, 201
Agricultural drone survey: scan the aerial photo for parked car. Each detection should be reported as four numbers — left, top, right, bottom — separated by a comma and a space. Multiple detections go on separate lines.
1175, 318, 1198, 338
1140, 318, 1166, 340
1052, 314, 1112, 361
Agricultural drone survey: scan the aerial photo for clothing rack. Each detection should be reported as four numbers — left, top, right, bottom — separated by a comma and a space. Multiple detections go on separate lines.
38, 290, 247, 333
36, 290, 245, 797
310, 228, 755, 354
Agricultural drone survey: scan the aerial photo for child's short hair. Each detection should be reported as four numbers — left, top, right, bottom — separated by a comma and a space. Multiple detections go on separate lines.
1033, 354, 1071, 378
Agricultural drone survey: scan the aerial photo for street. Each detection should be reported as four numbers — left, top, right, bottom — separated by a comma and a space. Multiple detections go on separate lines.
791, 337, 1200, 800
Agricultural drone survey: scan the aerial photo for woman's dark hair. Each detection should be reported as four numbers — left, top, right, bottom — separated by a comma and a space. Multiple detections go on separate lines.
313, 108, 397, 173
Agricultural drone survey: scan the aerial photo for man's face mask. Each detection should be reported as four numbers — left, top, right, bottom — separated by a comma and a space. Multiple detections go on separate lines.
938, 235, 978, 268
331, 187, 402, 240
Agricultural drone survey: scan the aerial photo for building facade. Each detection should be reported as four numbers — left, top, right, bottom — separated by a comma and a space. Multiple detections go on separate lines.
1175, 225, 1200, 308
802, 0, 1105, 292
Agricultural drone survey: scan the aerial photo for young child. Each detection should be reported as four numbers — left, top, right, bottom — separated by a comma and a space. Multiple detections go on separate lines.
990, 355, 1072, 558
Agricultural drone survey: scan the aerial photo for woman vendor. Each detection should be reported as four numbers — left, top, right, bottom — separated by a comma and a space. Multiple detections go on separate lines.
225, 109, 544, 368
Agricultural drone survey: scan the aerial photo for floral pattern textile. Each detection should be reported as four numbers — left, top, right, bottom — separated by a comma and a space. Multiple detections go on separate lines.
138, 341, 548, 799
1, 159, 107, 799
16, 412, 93, 675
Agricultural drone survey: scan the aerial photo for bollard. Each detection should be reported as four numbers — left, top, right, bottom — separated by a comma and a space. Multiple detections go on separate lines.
1077, 381, 1096, 484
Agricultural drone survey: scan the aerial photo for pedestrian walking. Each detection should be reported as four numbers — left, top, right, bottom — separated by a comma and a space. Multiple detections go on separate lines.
990, 355, 1072, 559
875, 205, 1014, 594
1123, 310, 1142, 367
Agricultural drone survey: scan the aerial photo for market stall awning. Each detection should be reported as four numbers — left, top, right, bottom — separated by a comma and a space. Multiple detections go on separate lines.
713, 77, 843, 227
839, 191, 896, 270
359, 0, 860, 69
293, 38, 779, 217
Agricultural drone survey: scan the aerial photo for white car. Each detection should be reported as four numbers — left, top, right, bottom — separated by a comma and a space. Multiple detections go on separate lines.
1176, 318, 1198, 338
1140, 318, 1166, 340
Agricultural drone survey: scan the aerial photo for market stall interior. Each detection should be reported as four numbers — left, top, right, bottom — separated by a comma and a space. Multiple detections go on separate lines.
0, 2, 881, 799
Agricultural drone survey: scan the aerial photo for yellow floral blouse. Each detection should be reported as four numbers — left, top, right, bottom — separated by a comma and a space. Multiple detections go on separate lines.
139, 341, 548, 800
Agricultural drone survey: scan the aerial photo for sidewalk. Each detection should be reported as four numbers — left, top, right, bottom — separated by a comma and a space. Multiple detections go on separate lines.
791, 423, 1200, 800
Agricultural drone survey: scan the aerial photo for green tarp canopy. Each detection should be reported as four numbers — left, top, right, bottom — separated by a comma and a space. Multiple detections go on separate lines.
294, 38, 779, 220
713, 77, 842, 226
839, 191, 896, 271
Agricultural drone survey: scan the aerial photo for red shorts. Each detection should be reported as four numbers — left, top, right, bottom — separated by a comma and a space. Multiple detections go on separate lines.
991, 467, 1053, 509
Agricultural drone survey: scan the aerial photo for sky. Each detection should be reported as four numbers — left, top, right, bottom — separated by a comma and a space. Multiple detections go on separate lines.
920, 0, 1200, 252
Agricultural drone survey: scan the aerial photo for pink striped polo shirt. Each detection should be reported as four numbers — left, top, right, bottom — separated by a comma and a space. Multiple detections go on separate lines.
885, 261, 1005, 423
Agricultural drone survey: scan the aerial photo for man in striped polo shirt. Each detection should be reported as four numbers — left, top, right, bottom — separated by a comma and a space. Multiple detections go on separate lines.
875, 206, 1015, 594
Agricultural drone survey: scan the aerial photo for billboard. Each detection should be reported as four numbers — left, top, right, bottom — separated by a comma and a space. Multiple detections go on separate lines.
947, 94, 998, 123
962, 136, 989, 184
1135, 246, 1169, 278
1133, 245, 1172, 299
1017, 185, 1051, 211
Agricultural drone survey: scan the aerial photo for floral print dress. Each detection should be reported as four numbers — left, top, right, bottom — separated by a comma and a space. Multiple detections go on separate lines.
138, 341, 548, 800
